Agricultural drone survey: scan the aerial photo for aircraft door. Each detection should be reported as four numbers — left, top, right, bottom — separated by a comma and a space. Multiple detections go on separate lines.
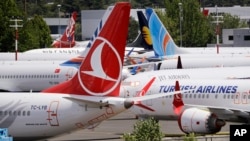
47, 101, 59, 126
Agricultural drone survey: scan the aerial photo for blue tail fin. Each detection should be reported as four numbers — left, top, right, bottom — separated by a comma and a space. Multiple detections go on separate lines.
146, 8, 178, 57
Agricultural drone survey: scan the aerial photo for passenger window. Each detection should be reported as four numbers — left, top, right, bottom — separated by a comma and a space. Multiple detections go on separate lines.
18, 111, 21, 116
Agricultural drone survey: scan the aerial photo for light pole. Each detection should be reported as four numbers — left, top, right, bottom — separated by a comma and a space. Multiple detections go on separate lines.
211, 5, 223, 54
10, 18, 23, 61
57, 4, 61, 48
178, 3, 183, 47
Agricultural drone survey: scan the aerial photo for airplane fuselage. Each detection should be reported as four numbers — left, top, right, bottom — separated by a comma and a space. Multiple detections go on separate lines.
0, 93, 126, 140
0, 63, 77, 92
121, 79, 250, 122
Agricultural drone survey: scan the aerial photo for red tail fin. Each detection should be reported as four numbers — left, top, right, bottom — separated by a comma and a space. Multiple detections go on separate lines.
43, 2, 131, 97
52, 11, 77, 48
172, 81, 184, 115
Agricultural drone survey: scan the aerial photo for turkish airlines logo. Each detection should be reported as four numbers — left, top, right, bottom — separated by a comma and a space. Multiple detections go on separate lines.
78, 37, 122, 96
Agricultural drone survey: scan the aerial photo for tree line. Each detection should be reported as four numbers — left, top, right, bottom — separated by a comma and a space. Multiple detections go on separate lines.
0, 0, 248, 52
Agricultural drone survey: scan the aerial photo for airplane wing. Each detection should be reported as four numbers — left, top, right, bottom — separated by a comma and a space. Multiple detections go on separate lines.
63, 96, 118, 108
184, 104, 250, 118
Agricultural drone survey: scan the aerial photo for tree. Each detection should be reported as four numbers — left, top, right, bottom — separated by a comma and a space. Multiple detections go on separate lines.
18, 15, 52, 51
122, 117, 164, 141
128, 16, 139, 44
160, 0, 213, 47
221, 13, 248, 29
0, 0, 22, 52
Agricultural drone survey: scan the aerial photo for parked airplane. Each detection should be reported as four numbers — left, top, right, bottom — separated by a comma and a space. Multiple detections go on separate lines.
51, 11, 79, 48
121, 65, 250, 134
0, 41, 138, 92
135, 55, 250, 72
130, 8, 250, 61
0, 6, 140, 61
0, 4, 187, 140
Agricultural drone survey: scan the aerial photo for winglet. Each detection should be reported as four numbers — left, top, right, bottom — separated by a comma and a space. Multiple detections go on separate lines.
172, 81, 184, 115
52, 11, 77, 48
42, 2, 131, 97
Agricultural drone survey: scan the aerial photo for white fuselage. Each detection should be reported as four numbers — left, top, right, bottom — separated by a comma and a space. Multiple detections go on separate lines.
121, 79, 250, 122
0, 93, 126, 140
0, 63, 77, 92
0, 60, 132, 92
0, 47, 139, 61
157, 56, 250, 69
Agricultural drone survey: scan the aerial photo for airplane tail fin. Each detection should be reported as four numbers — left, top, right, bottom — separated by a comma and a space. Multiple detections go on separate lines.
52, 11, 77, 48
59, 6, 115, 67
126, 11, 153, 51
137, 11, 153, 50
172, 81, 184, 115
146, 8, 188, 57
42, 2, 131, 97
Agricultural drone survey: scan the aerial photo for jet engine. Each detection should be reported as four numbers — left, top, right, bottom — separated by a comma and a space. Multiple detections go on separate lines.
177, 108, 226, 134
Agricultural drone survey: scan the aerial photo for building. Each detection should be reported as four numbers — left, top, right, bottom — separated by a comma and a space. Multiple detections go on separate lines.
44, 5, 250, 47
205, 5, 250, 47
44, 17, 68, 40
80, 8, 144, 41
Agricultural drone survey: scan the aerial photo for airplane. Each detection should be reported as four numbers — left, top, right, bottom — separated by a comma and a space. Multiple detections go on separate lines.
0, 40, 139, 92
0, 5, 155, 93
125, 11, 250, 72
0, 3, 188, 140
120, 66, 250, 134
0, 56, 136, 92
139, 55, 250, 71
51, 11, 82, 48
129, 8, 250, 61
0, 6, 143, 61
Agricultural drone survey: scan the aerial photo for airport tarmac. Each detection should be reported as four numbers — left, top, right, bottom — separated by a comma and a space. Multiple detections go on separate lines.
45, 110, 233, 141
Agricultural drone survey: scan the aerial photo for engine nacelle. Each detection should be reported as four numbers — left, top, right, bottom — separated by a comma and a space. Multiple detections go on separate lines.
178, 108, 226, 134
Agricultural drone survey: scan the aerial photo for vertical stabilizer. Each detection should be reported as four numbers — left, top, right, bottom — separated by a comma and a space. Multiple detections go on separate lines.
43, 2, 131, 97
146, 8, 188, 57
52, 11, 77, 48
